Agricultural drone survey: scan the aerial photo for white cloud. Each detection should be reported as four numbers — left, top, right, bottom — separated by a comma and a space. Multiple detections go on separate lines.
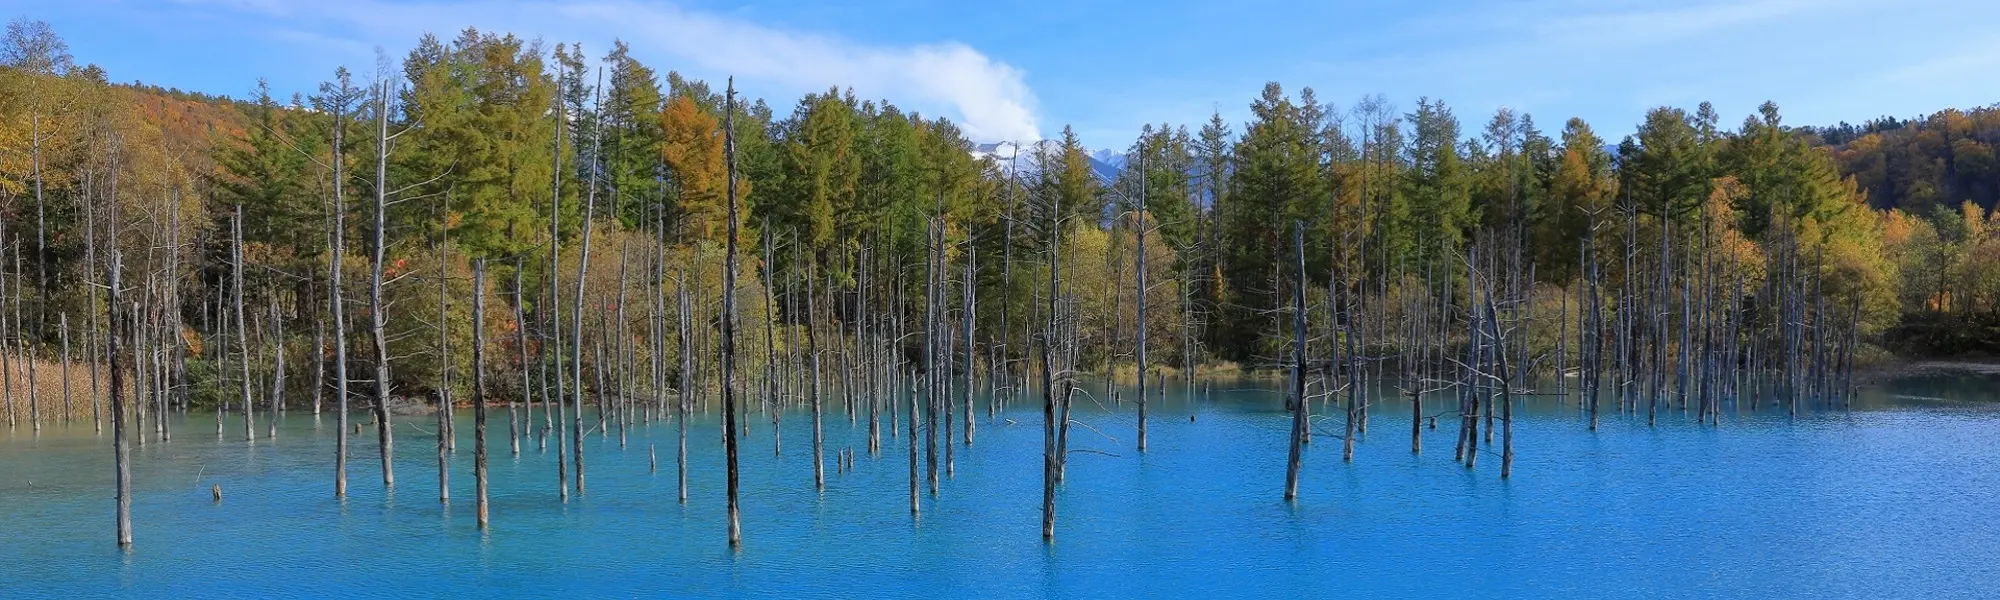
171, 0, 1042, 141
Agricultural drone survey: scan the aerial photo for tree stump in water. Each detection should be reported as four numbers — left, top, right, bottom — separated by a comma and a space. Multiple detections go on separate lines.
211, 484, 222, 502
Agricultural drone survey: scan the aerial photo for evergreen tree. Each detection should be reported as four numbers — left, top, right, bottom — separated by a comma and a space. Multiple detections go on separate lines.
1217, 83, 1322, 361
400, 29, 560, 257
1401, 97, 1472, 263
1619, 106, 1712, 226
1537, 118, 1616, 282
1116, 123, 1196, 252
217, 79, 318, 273
601, 41, 666, 228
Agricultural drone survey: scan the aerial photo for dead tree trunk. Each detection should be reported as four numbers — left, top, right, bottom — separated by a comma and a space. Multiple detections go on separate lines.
567, 75, 605, 498
925, 221, 941, 492
268, 299, 285, 439
368, 80, 396, 488
1476, 261, 1515, 479
327, 73, 353, 496
312, 316, 324, 417
234, 206, 255, 441
1040, 184, 1064, 541
761, 230, 779, 455
963, 246, 976, 447
2, 222, 14, 430
721, 78, 744, 547
1284, 223, 1308, 501
999, 158, 1017, 418
677, 270, 692, 504
921, 222, 936, 494
808, 260, 825, 491
1135, 157, 1150, 453
614, 240, 631, 446
510, 261, 527, 457
472, 259, 490, 528
61, 312, 72, 422
942, 237, 955, 478
547, 65, 569, 499
436, 226, 451, 503
86, 179, 103, 433
109, 249, 131, 547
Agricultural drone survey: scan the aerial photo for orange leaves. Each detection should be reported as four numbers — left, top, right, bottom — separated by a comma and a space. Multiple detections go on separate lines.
660, 95, 743, 242
181, 325, 203, 356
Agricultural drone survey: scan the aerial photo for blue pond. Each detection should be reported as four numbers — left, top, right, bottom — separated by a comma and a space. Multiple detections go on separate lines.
2, 376, 1997, 598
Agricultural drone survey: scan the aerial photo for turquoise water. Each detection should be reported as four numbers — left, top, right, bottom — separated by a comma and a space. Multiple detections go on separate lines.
3, 377, 1998, 599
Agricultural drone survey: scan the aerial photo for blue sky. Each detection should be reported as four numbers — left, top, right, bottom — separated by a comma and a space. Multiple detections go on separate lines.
15, 0, 2000, 149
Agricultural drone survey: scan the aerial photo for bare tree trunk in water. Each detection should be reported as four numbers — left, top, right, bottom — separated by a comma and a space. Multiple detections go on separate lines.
999, 158, 1017, 418
234, 207, 255, 441
86, 188, 103, 432
963, 247, 976, 447
268, 299, 284, 439
368, 80, 396, 488
808, 261, 825, 491
720, 79, 744, 548
924, 221, 940, 494
862, 246, 878, 455
1040, 183, 1067, 541
510, 260, 527, 457
312, 318, 324, 417
568, 74, 604, 498
942, 236, 955, 478
1476, 265, 1515, 479
614, 240, 630, 446
1135, 156, 1149, 452
547, 64, 568, 500
109, 247, 132, 546
2, 223, 14, 430
761, 230, 779, 455
325, 72, 354, 496
1284, 223, 1308, 501
677, 272, 692, 504
436, 226, 451, 503
472, 260, 490, 528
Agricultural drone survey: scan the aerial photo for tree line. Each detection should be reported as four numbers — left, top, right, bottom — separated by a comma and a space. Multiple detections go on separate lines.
0, 18, 1978, 545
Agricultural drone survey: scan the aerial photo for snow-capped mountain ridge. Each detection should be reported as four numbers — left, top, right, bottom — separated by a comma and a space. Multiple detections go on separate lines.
972, 141, 1123, 181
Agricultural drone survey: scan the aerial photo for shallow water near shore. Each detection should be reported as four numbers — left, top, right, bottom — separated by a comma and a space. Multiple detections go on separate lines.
3, 375, 1998, 599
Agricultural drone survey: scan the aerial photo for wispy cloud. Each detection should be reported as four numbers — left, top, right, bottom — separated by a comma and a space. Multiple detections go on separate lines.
170, 0, 1043, 141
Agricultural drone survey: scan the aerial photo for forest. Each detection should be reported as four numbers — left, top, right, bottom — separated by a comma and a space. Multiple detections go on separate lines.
5, 18, 2000, 544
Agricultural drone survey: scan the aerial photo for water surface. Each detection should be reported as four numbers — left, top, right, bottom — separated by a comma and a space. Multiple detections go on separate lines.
3, 377, 1997, 598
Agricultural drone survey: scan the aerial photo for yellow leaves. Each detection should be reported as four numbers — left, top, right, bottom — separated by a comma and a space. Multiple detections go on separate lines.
1960, 200, 1986, 240
1880, 209, 1920, 248
182, 325, 202, 356
243, 241, 296, 268
1706, 177, 1765, 278
1061, 220, 1187, 358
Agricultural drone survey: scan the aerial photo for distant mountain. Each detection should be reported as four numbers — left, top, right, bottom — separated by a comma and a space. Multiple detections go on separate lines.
1090, 148, 1129, 173
972, 141, 1123, 181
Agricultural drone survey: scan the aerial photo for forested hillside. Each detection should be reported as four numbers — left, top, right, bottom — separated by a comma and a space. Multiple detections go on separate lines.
4, 16, 1999, 438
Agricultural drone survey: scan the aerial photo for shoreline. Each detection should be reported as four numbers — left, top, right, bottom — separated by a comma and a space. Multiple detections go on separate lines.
1855, 358, 2000, 383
